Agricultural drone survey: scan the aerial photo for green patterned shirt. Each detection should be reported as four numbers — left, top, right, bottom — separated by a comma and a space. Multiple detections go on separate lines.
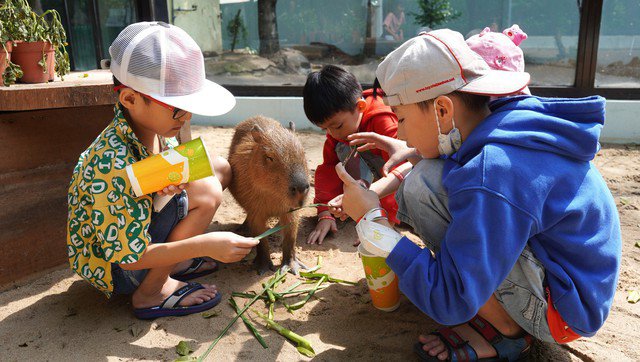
66, 103, 171, 296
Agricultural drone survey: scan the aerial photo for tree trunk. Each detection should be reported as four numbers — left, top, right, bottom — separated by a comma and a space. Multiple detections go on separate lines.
363, 0, 376, 57
258, 0, 279, 57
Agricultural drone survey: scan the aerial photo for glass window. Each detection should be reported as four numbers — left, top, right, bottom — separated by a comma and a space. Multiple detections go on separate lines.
97, 0, 137, 59
595, 0, 640, 88
190, 0, 581, 88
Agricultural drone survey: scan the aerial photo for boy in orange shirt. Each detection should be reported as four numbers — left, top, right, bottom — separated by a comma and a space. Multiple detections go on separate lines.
303, 65, 410, 245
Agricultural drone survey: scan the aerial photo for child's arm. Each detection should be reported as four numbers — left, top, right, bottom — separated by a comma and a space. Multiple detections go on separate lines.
120, 231, 259, 270
369, 162, 412, 198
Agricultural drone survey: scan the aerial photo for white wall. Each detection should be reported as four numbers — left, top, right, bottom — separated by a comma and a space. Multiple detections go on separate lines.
170, 0, 222, 53
192, 97, 640, 144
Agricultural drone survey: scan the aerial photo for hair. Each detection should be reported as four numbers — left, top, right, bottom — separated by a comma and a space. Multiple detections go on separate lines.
302, 65, 363, 126
416, 91, 489, 112
112, 75, 149, 104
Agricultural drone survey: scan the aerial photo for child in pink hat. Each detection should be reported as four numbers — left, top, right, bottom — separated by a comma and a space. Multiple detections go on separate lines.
466, 24, 530, 94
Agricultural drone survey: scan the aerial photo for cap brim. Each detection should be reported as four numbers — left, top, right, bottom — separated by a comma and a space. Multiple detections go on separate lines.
151, 80, 236, 117
458, 70, 530, 97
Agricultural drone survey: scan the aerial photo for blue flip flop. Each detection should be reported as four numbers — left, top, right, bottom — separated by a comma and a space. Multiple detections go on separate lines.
133, 282, 222, 320
172, 257, 219, 282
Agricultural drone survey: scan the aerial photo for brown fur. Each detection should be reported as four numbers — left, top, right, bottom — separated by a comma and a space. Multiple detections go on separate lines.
228, 116, 310, 274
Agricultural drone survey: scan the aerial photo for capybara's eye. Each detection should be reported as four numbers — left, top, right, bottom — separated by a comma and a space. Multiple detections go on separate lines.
265, 156, 274, 162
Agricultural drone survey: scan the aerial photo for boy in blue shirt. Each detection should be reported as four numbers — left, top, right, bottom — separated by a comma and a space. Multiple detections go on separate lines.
336, 29, 621, 361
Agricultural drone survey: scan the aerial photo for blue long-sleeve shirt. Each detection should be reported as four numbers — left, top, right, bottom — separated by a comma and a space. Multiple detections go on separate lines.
387, 96, 621, 337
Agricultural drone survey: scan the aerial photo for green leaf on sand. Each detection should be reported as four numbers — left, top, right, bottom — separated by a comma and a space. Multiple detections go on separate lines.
176, 341, 193, 356
229, 298, 268, 349
635, 240, 640, 249
201, 310, 220, 319
253, 309, 315, 358
628, 290, 640, 304
197, 266, 290, 361
174, 356, 198, 362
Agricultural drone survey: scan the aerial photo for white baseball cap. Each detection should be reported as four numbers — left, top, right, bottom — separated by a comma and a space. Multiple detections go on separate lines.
376, 29, 530, 106
109, 21, 235, 116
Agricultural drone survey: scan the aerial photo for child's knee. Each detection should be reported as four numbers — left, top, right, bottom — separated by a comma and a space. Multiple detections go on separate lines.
188, 177, 223, 215
212, 156, 232, 189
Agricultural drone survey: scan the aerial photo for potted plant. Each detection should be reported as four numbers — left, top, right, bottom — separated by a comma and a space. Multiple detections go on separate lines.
0, 1, 24, 86
0, 0, 69, 84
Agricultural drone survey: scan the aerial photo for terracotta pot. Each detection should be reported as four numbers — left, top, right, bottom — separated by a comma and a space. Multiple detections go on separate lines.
0, 41, 13, 86
11, 41, 55, 83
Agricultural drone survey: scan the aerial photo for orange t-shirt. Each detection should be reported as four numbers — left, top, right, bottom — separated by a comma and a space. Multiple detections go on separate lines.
546, 288, 581, 343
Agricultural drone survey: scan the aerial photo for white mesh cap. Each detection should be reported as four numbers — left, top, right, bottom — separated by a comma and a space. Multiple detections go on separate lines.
109, 21, 235, 116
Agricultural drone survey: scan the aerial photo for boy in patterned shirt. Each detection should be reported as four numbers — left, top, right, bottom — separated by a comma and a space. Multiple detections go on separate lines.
67, 22, 259, 319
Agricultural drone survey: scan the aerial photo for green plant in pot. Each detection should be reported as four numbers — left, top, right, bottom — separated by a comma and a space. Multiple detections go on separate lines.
0, 1, 24, 86
0, 0, 69, 84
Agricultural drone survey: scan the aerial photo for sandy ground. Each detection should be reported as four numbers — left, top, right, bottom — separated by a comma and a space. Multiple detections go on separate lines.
1, 126, 638, 362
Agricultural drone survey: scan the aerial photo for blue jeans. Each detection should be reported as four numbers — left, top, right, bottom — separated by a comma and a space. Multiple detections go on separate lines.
396, 159, 554, 342
111, 191, 189, 295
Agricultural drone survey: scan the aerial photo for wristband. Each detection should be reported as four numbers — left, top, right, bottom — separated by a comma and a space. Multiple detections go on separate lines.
361, 207, 388, 222
318, 215, 335, 222
390, 169, 405, 182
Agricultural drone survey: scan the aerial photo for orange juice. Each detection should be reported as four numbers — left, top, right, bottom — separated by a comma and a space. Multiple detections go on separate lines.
358, 243, 400, 312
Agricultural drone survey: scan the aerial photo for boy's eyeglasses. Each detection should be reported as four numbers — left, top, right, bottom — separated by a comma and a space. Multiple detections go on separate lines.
113, 85, 188, 120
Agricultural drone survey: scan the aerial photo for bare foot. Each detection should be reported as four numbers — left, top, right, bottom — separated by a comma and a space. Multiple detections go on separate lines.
132, 278, 218, 309
418, 324, 497, 360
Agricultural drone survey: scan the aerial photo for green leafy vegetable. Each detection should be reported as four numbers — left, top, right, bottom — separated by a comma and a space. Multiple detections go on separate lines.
176, 341, 193, 356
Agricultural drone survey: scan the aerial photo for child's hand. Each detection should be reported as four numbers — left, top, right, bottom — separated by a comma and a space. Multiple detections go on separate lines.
307, 212, 337, 245
202, 231, 259, 263
327, 194, 348, 220
335, 163, 380, 221
157, 183, 188, 196
348, 132, 420, 175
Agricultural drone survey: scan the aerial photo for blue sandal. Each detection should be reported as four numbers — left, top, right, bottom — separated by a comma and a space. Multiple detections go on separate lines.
133, 282, 222, 320
414, 315, 533, 361
171, 257, 219, 281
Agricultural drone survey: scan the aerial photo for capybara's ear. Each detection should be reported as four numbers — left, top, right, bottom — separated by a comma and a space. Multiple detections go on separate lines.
251, 125, 264, 143
288, 121, 296, 133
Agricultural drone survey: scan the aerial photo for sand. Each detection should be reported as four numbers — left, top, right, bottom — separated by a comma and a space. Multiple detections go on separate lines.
0, 126, 638, 361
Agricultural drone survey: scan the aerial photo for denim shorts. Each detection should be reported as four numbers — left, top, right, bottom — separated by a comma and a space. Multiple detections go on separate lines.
395, 159, 555, 343
111, 191, 189, 295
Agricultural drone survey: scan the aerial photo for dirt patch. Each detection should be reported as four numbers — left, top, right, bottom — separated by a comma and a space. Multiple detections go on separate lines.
0, 128, 638, 361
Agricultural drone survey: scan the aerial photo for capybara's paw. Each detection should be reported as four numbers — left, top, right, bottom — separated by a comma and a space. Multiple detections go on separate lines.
253, 256, 276, 275
282, 257, 308, 275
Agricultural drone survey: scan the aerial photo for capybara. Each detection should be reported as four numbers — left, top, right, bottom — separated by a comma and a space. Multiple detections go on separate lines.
228, 116, 310, 274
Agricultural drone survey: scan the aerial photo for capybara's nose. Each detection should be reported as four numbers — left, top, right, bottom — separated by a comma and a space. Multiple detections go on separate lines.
289, 183, 310, 196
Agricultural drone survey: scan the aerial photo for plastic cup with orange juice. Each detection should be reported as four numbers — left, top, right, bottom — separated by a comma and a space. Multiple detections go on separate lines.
126, 137, 214, 197
358, 242, 401, 312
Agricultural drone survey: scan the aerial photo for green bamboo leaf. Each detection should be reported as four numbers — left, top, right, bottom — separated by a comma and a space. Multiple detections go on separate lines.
253, 310, 316, 358
197, 266, 289, 361
201, 310, 220, 319
229, 298, 268, 349
286, 276, 326, 311
297, 345, 316, 357
628, 290, 640, 304
174, 357, 197, 362
176, 341, 193, 356
635, 240, 640, 248
255, 224, 289, 240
